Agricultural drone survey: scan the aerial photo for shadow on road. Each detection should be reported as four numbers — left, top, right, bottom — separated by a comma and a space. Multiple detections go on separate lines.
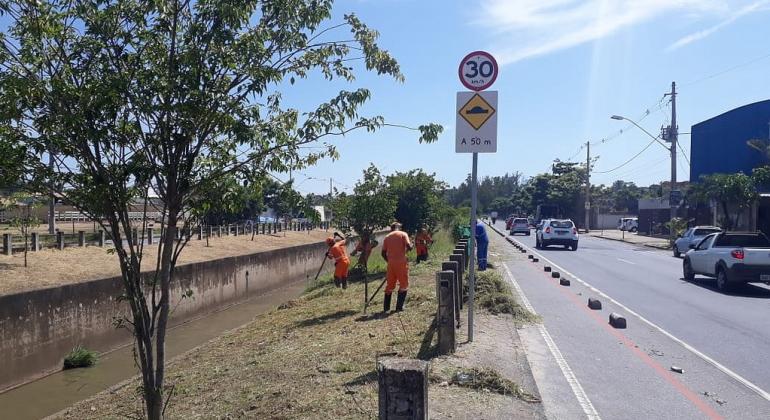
291, 309, 358, 329
681, 277, 770, 299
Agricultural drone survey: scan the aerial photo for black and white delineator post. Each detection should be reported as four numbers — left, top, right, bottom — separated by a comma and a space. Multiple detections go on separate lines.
456, 51, 499, 342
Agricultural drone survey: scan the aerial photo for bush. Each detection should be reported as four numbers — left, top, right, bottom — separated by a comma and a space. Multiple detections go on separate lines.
63, 345, 98, 369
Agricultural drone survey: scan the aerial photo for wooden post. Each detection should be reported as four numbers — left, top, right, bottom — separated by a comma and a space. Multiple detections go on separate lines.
436, 271, 456, 354
378, 358, 429, 420
442, 261, 461, 328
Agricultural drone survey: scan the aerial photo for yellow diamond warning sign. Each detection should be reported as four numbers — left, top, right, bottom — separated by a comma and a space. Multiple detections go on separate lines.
459, 93, 495, 130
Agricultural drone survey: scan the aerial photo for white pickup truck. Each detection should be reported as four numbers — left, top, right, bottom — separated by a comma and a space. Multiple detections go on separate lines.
682, 232, 770, 292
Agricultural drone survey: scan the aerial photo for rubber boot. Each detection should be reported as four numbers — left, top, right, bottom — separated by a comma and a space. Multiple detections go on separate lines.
333, 278, 340, 288
383, 293, 392, 313
341, 278, 348, 289
395, 290, 407, 312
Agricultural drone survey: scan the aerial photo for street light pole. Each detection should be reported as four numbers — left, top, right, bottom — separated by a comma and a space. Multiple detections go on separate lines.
585, 141, 590, 232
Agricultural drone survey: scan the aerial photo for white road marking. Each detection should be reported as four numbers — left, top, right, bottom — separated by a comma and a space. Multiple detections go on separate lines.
506, 234, 770, 403
503, 262, 602, 420
617, 258, 636, 265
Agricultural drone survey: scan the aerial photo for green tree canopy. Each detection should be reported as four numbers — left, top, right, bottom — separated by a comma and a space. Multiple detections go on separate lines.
387, 169, 447, 234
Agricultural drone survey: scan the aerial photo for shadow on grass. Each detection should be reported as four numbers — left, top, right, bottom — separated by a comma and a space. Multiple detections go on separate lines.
345, 370, 378, 387
416, 317, 438, 360
291, 309, 358, 329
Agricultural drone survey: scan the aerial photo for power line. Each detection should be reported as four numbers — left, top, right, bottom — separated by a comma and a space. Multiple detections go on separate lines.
593, 137, 659, 174
683, 50, 770, 87
677, 142, 691, 165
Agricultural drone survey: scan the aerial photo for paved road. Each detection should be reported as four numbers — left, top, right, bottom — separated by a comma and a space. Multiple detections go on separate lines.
489, 221, 770, 419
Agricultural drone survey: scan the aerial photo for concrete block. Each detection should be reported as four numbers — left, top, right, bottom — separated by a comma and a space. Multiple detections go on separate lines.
2, 233, 11, 255
544, 266, 551, 272
441, 261, 461, 328
520, 250, 526, 254
609, 313, 627, 328
551, 272, 560, 279
528, 254, 533, 259
588, 298, 602, 310
559, 278, 570, 286
436, 271, 456, 355
532, 258, 539, 263
378, 358, 428, 420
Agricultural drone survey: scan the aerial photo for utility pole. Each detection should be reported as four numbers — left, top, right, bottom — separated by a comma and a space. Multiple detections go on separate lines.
584, 141, 590, 232
329, 178, 333, 223
665, 81, 678, 243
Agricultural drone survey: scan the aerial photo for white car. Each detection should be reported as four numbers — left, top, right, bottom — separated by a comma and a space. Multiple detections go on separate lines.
536, 219, 579, 250
673, 226, 722, 258
683, 232, 770, 292
618, 217, 638, 232
509, 218, 530, 236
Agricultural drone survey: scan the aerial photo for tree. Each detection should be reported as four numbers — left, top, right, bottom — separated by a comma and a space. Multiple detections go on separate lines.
387, 169, 447, 234
340, 164, 395, 269
7, 193, 40, 267
690, 173, 756, 230
0, 1, 440, 417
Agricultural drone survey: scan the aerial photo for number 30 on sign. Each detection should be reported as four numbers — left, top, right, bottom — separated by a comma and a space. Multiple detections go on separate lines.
458, 51, 498, 92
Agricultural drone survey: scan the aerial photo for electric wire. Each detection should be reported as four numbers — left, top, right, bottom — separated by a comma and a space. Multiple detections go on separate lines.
682, 50, 770, 87
593, 137, 659, 174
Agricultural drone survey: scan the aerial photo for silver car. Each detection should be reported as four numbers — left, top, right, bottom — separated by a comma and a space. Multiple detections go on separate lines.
509, 218, 530, 236
673, 226, 722, 258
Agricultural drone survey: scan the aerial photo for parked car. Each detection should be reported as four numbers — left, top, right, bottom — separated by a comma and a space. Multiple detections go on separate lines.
536, 219, 579, 250
509, 218, 530, 236
683, 232, 770, 292
618, 217, 638, 232
673, 226, 722, 258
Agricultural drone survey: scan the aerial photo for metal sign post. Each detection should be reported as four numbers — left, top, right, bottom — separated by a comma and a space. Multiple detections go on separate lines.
456, 50, 499, 342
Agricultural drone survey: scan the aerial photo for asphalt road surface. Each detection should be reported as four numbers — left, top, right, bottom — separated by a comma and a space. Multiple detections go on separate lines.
489, 221, 770, 420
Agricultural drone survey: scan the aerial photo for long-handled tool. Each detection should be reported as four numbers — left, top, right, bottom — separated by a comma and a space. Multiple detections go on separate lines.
311, 232, 345, 284
364, 277, 387, 313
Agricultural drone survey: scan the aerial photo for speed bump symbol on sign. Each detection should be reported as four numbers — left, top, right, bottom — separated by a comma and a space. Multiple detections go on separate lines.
459, 93, 495, 130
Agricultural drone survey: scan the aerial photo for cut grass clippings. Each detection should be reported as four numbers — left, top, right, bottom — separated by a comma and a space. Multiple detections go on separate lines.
63, 345, 98, 370
451, 367, 540, 403
471, 270, 539, 323
57, 230, 457, 420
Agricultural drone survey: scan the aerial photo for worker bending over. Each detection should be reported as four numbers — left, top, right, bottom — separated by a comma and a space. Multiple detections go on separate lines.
475, 220, 489, 271
381, 222, 413, 313
326, 232, 350, 289
351, 233, 378, 271
414, 227, 433, 264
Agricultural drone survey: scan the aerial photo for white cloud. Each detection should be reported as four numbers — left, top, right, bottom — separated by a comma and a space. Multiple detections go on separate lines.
667, 0, 770, 51
475, 0, 734, 64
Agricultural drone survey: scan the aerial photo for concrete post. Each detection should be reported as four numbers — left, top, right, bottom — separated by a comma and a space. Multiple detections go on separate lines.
132, 228, 139, 245
454, 247, 468, 269
276, 223, 281, 233
57, 231, 64, 250
78, 230, 86, 247
217, 225, 222, 237
261, 223, 266, 235
436, 271, 456, 354
2, 233, 11, 255
441, 261, 461, 327
148, 228, 154, 245
208, 226, 214, 239
31, 232, 40, 252
449, 254, 464, 309
98, 230, 105, 247
226, 224, 231, 236
234, 224, 240, 236
378, 358, 428, 420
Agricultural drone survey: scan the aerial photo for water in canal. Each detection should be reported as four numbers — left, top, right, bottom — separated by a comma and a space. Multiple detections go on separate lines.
0, 280, 306, 419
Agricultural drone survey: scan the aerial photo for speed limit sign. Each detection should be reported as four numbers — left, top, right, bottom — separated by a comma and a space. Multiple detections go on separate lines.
458, 51, 498, 91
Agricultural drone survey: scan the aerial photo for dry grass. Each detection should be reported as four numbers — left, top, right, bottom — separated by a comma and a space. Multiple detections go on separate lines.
0, 229, 331, 296
55, 231, 456, 420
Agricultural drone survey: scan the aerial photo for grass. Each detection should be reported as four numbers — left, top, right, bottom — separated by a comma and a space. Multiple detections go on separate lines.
58, 230, 458, 419
450, 367, 540, 402
63, 345, 98, 370
470, 270, 539, 322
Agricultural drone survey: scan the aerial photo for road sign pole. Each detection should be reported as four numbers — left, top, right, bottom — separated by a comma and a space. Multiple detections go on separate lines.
468, 152, 478, 342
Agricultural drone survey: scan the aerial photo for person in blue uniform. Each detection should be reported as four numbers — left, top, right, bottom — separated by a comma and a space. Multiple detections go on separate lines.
475, 220, 489, 271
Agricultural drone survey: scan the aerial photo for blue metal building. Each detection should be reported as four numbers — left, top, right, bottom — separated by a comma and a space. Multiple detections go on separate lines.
690, 99, 770, 181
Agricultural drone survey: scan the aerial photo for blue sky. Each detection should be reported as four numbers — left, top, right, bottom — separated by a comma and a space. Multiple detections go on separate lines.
285, 0, 770, 195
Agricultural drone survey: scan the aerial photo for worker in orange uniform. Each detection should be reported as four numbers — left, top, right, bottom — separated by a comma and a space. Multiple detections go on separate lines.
381, 222, 413, 313
351, 233, 378, 271
326, 232, 350, 289
414, 226, 433, 264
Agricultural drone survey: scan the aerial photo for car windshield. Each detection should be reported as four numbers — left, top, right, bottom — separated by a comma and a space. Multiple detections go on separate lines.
550, 220, 573, 228
714, 234, 770, 248
693, 228, 721, 236
514, 218, 528, 224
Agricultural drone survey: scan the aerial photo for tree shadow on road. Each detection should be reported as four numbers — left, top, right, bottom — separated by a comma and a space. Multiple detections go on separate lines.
680, 277, 770, 299
291, 309, 358, 329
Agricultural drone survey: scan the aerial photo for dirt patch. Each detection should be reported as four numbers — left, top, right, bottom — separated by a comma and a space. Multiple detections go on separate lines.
0, 229, 330, 296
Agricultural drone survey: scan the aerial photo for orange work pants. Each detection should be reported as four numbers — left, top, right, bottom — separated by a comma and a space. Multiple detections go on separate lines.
335, 259, 350, 278
385, 261, 409, 293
